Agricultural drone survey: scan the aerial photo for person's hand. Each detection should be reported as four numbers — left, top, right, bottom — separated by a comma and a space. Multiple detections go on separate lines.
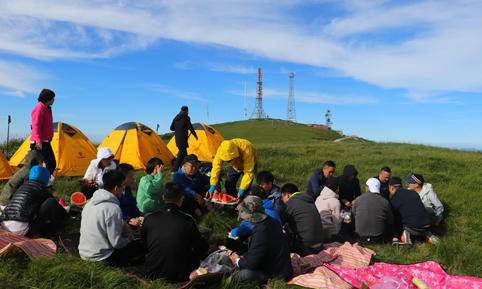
129, 217, 142, 227
35, 142, 43, 150
342, 199, 351, 207
208, 185, 216, 194
229, 252, 239, 265
159, 164, 165, 172
238, 189, 246, 199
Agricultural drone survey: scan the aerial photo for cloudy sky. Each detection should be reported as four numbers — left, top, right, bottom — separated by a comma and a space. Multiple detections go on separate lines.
0, 0, 481, 149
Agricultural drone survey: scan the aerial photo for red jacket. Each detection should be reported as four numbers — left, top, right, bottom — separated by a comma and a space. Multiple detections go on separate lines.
31, 102, 53, 143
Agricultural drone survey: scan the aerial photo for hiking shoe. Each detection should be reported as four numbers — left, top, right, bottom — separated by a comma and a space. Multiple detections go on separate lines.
400, 230, 413, 245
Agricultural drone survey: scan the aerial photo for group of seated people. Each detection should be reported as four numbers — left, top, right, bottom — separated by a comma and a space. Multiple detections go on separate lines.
0, 146, 445, 285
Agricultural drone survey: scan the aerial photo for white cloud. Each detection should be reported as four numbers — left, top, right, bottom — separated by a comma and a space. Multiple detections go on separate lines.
0, 0, 482, 100
0, 60, 48, 97
208, 64, 257, 74
147, 84, 207, 102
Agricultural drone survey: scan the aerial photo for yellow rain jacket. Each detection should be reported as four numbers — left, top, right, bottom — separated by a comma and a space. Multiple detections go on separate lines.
210, 138, 257, 190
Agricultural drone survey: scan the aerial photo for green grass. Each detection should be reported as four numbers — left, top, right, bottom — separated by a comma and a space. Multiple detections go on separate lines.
1, 120, 481, 288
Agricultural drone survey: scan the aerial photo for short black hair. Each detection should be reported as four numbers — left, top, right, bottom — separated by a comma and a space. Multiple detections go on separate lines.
380, 166, 392, 173
38, 88, 55, 103
164, 182, 183, 201
117, 163, 134, 176
281, 183, 299, 194
103, 170, 126, 191
251, 185, 269, 199
181, 106, 189, 112
146, 157, 164, 174
325, 176, 340, 192
323, 160, 336, 168
256, 171, 274, 185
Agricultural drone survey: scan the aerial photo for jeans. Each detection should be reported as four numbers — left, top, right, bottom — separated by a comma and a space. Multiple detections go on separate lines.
232, 269, 268, 285
30, 141, 56, 175
172, 147, 187, 171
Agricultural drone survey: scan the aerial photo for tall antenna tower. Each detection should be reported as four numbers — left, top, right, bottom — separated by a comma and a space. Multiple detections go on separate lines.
325, 109, 333, 129
287, 72, 296, 122
243, 81, 248, 120
250, 67, 266, 119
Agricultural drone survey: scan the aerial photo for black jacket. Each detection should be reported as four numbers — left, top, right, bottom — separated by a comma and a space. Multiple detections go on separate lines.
353, 192, 393, 237
390, 188, 431, 229
170, 111, 197, 149
306, 169, 326, 200
238, 217, 293, 281
339, 176, 361, 204
284, 193, 323, 248
141, 203, 209, 282
1, 180, 52, 223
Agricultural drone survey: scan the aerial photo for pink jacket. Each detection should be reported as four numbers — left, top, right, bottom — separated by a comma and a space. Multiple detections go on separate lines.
31, 102, 53, 143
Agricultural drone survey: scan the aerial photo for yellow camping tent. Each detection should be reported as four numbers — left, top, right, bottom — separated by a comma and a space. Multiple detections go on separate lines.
0, 152, 13, 180
99, 122, 174, 170
9, 122, 97, 177
167, 123, 224, 162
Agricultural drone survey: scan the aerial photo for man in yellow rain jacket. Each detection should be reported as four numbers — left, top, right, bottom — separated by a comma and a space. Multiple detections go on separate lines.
208, 139, 257, 198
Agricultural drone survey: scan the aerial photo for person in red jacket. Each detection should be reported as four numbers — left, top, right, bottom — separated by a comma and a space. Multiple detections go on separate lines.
30, 89, 56, 175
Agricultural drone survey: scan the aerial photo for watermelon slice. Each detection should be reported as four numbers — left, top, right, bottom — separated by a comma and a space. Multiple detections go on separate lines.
70, 192, 87, 206
211, 193, 237, 203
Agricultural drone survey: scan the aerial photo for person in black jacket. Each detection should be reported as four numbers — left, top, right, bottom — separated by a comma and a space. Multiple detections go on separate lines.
170, 106, 198, 171
141, 182, 208, 282
374, 166, 392, 200
339, 164, 361, 209
0, 165, 67, 237
281, 183, 323, 256
306, 160, 336, 200
388, 177, 438, 245
229, 195, 292, 284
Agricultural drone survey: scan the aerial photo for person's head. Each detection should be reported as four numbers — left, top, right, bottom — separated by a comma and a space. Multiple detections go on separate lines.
146, 157, 164, 175
163, 182, 184, 207
325, 176, 340, 193
236, 195, 267, 224
405, 174, 425, 191
182, 154, 200, 176
387, 177, 402, 196
96, 147, 114, 169
251, 185, 269, 199
342, 164, 358, 181
280, 183, 299, 203
28, 165, 50, 186
102, 170, 126, 199
256, 171, 274, 193
366, 177, 381, 193
378, 167, 392, 183
322, 160, 336, 178
117, 163, 135, 188
181, 106, 189, 113
218, 140, 239, 162
38, 88, 55, 106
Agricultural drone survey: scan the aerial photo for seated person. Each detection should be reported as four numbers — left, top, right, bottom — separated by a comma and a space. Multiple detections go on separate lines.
374, 166, 392, 200
142, 182, 208, 283
306, 160, 336, 200
230, 185, 282, 240
81, 147, 117, 199
0, 166, 67, 237
388, 177, 438, 245
117, 163, 142, 226
172, 154, 209, 217
338, 164, 361, 209
281, 183, 323, 256
405, 174, 444, 226
229, 196, 293, 285
79, 170, 143, 266
256, 171, 285, 213
352, 178, 394, 244
315, 177, 341, 241
136, 157, 165, 214
0, 150, 44, 206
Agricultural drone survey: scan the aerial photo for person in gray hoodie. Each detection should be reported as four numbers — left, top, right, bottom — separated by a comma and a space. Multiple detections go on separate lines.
315, 177, 341, 241
0, 150, 44, 205
78, 170, 143, 267
405, 174, 444, 226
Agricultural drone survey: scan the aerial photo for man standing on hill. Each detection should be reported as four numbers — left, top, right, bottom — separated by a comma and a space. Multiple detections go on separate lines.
306, 160, 336, 200
208, 138, 257, 199
170, 106, 198, 171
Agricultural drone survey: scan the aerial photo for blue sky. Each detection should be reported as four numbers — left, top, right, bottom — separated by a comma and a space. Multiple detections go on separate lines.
0, 0, 481, 149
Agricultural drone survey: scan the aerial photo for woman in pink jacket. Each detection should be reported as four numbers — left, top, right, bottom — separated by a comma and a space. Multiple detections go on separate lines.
30, 89, 56, 175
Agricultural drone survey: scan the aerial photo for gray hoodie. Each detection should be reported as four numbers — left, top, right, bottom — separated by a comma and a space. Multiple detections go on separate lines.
315, 186, 341, 240
78, 189, 130, 261
418, 183, 444, 223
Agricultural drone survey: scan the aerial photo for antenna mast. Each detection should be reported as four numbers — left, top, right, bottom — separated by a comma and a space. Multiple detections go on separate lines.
250, 67, 266, 119
287, 72, 296, 122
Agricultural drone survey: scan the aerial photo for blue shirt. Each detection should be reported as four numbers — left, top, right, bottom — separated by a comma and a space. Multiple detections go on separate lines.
119, 187, 142, 221
172, 167, 210, 198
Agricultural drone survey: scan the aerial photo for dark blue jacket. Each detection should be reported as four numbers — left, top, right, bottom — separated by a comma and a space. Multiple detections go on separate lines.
306, 169, 326, 200
390, 188, 430, 229
119, 187, 142, 221
172, 168, 210, 198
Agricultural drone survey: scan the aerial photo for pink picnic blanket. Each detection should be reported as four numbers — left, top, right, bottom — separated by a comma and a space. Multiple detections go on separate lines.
0, 229, 56, 259
326, 261, 482, 289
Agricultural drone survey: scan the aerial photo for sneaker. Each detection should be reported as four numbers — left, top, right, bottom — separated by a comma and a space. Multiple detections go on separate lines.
400, 230, 413, 245
58, 198, 71, 213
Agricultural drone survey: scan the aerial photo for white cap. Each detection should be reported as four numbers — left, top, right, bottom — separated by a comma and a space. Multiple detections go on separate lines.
95, 147, 114, 167
366, 177, 381, 193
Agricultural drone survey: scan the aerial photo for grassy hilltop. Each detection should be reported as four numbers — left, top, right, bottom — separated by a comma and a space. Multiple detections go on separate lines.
0, 119, 481, 288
